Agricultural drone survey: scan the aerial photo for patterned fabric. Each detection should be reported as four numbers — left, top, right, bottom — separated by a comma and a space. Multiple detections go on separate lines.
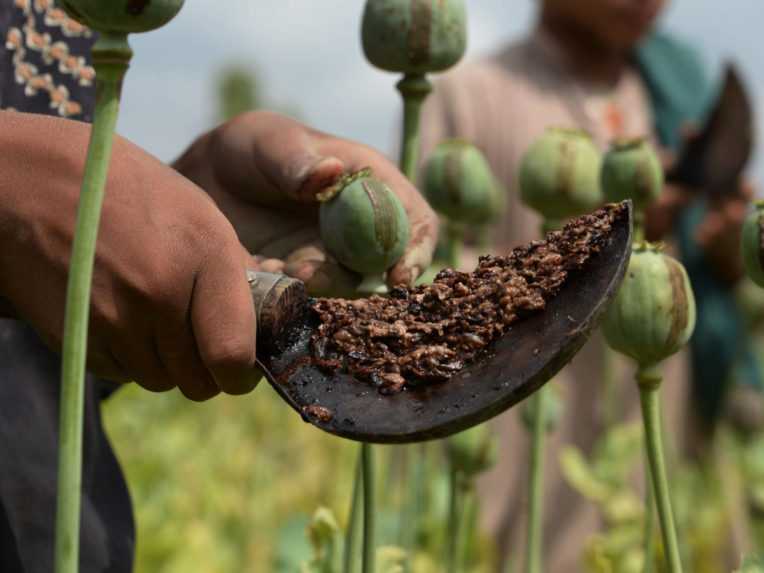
0, 0, 95, 121
0, 2, 134, 572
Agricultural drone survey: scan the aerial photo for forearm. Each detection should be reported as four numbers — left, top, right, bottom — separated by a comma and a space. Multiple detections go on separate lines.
0, 111, 88, 317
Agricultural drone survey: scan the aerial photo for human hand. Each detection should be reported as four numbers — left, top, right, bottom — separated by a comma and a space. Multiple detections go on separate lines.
643, 183, 693, 242
0, 111, 261, 401
173, 111, 438, 297
694, 181, 753, 284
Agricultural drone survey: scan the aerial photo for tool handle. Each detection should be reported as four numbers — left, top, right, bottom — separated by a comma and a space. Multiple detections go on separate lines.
248, 271, 308, 342
0, 272, 308, 342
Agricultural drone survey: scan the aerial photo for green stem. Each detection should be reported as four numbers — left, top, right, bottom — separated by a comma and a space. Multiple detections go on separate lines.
459, 486, 477, 572
361, 442, 376, 573
446, 222, 463, 269
602, 345, 618, 430
54, 33, 131, 573
394, 71, 432, 569
343, 452, 363, 573
634, 210, 645, 243
398, 443, 427, 569
525, 386, 548, 573
637, 367, 683, 573
446, 467, 464, 573
643, 450, 656, 573
358, 274, 389, 295
397, 74, 433, 182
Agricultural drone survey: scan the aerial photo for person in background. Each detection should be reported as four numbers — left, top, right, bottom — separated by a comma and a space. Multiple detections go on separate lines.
420, 0, 757, 569
0, 2, 437, 571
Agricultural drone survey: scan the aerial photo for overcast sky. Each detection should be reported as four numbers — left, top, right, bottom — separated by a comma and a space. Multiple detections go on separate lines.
116, 1, 764, 183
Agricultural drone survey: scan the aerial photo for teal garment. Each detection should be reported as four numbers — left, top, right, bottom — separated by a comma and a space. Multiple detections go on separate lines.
635, 32, 762, 428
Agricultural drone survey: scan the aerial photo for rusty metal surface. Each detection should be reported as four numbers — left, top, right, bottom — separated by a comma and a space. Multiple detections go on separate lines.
257, 202, 633, 444
667, 64, 755, 196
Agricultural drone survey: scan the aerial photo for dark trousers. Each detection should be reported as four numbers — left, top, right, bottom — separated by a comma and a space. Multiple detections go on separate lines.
0, 320, 134, 572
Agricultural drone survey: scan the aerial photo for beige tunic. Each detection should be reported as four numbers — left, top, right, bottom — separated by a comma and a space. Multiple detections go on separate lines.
419, 31, 688, 572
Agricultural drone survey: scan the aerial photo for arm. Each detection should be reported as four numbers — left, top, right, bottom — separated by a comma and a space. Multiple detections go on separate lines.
0, 110, 260, 400
0, 110, 438, 397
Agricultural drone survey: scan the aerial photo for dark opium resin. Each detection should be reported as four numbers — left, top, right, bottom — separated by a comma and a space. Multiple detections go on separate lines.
310, 203, 623, 394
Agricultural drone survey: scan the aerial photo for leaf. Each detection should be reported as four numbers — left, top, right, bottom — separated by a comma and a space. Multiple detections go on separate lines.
273, 514, 314, 573
560, 447, 612, 502
736, 553, 764, 573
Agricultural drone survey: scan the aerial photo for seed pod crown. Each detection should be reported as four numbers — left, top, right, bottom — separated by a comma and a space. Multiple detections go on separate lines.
362, 0, 467, 75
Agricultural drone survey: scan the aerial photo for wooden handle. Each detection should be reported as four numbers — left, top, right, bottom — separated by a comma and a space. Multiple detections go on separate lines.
247, 271, 307, 343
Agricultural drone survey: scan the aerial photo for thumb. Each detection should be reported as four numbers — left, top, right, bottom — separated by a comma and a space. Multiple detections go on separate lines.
285, 155, 346, 203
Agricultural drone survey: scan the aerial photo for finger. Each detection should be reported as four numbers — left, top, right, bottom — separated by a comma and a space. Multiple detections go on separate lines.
191, 245, 259, 396
213, 111, 346, 204
154, 314, 221, 402
388, 210, 439, 287
259, 258, 286, 274
84, 346, 132, 384
108, 334, 177, 394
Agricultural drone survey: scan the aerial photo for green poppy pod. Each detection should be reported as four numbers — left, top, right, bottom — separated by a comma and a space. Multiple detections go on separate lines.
424, 140, 501, 224
446, 423, 497, 478
61, 0, 184, 34
519, 128, 603, 221
741, 201, 764, 288
603, 244, 696, 369
601, 137, 664, 213
361, 0, 467, 75
319, 171, 410, 291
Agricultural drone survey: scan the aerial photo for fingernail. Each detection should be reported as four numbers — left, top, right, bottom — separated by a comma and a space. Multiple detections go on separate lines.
409, 266, 421, 286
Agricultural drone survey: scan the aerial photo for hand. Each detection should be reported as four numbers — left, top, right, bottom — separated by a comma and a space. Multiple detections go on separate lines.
0, 111, 261, 401
643, 183, 693, 242
173, 111, 438, 297
694, 181, 753, 284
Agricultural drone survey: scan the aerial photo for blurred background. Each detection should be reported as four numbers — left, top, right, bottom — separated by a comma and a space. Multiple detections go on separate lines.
99, 2, 764, 572
117, 0, 763, 183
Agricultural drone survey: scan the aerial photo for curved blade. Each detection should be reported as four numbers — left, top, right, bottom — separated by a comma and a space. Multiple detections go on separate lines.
259, 203, 633, 444
667, 63, 754, 196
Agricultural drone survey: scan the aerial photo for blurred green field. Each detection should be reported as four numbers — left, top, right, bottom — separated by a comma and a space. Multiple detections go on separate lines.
103, 381, 361, 572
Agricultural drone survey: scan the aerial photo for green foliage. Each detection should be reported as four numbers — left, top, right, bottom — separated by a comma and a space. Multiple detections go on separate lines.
103, 383, 358, 572
445, 423, 497, 479
560, 422, 731, 573
736, 554, 764, 573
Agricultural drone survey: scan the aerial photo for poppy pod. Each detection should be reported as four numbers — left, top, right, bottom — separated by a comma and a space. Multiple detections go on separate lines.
424, 140, 501, 224
519, 128, 603, 221
601, 137, 664, 213
319, 171, 410, 290
741, 201, 764, 288
603, 243, 696, 370
61, 0, 184, 34
361, 0, 467, 75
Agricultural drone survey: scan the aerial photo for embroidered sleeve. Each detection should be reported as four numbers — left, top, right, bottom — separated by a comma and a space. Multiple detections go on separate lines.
1, 0, 96, 121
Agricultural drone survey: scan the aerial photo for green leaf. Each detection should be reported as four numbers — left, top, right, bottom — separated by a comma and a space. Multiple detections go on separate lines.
559, 447, 612, 502
736, 553, 764, 573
